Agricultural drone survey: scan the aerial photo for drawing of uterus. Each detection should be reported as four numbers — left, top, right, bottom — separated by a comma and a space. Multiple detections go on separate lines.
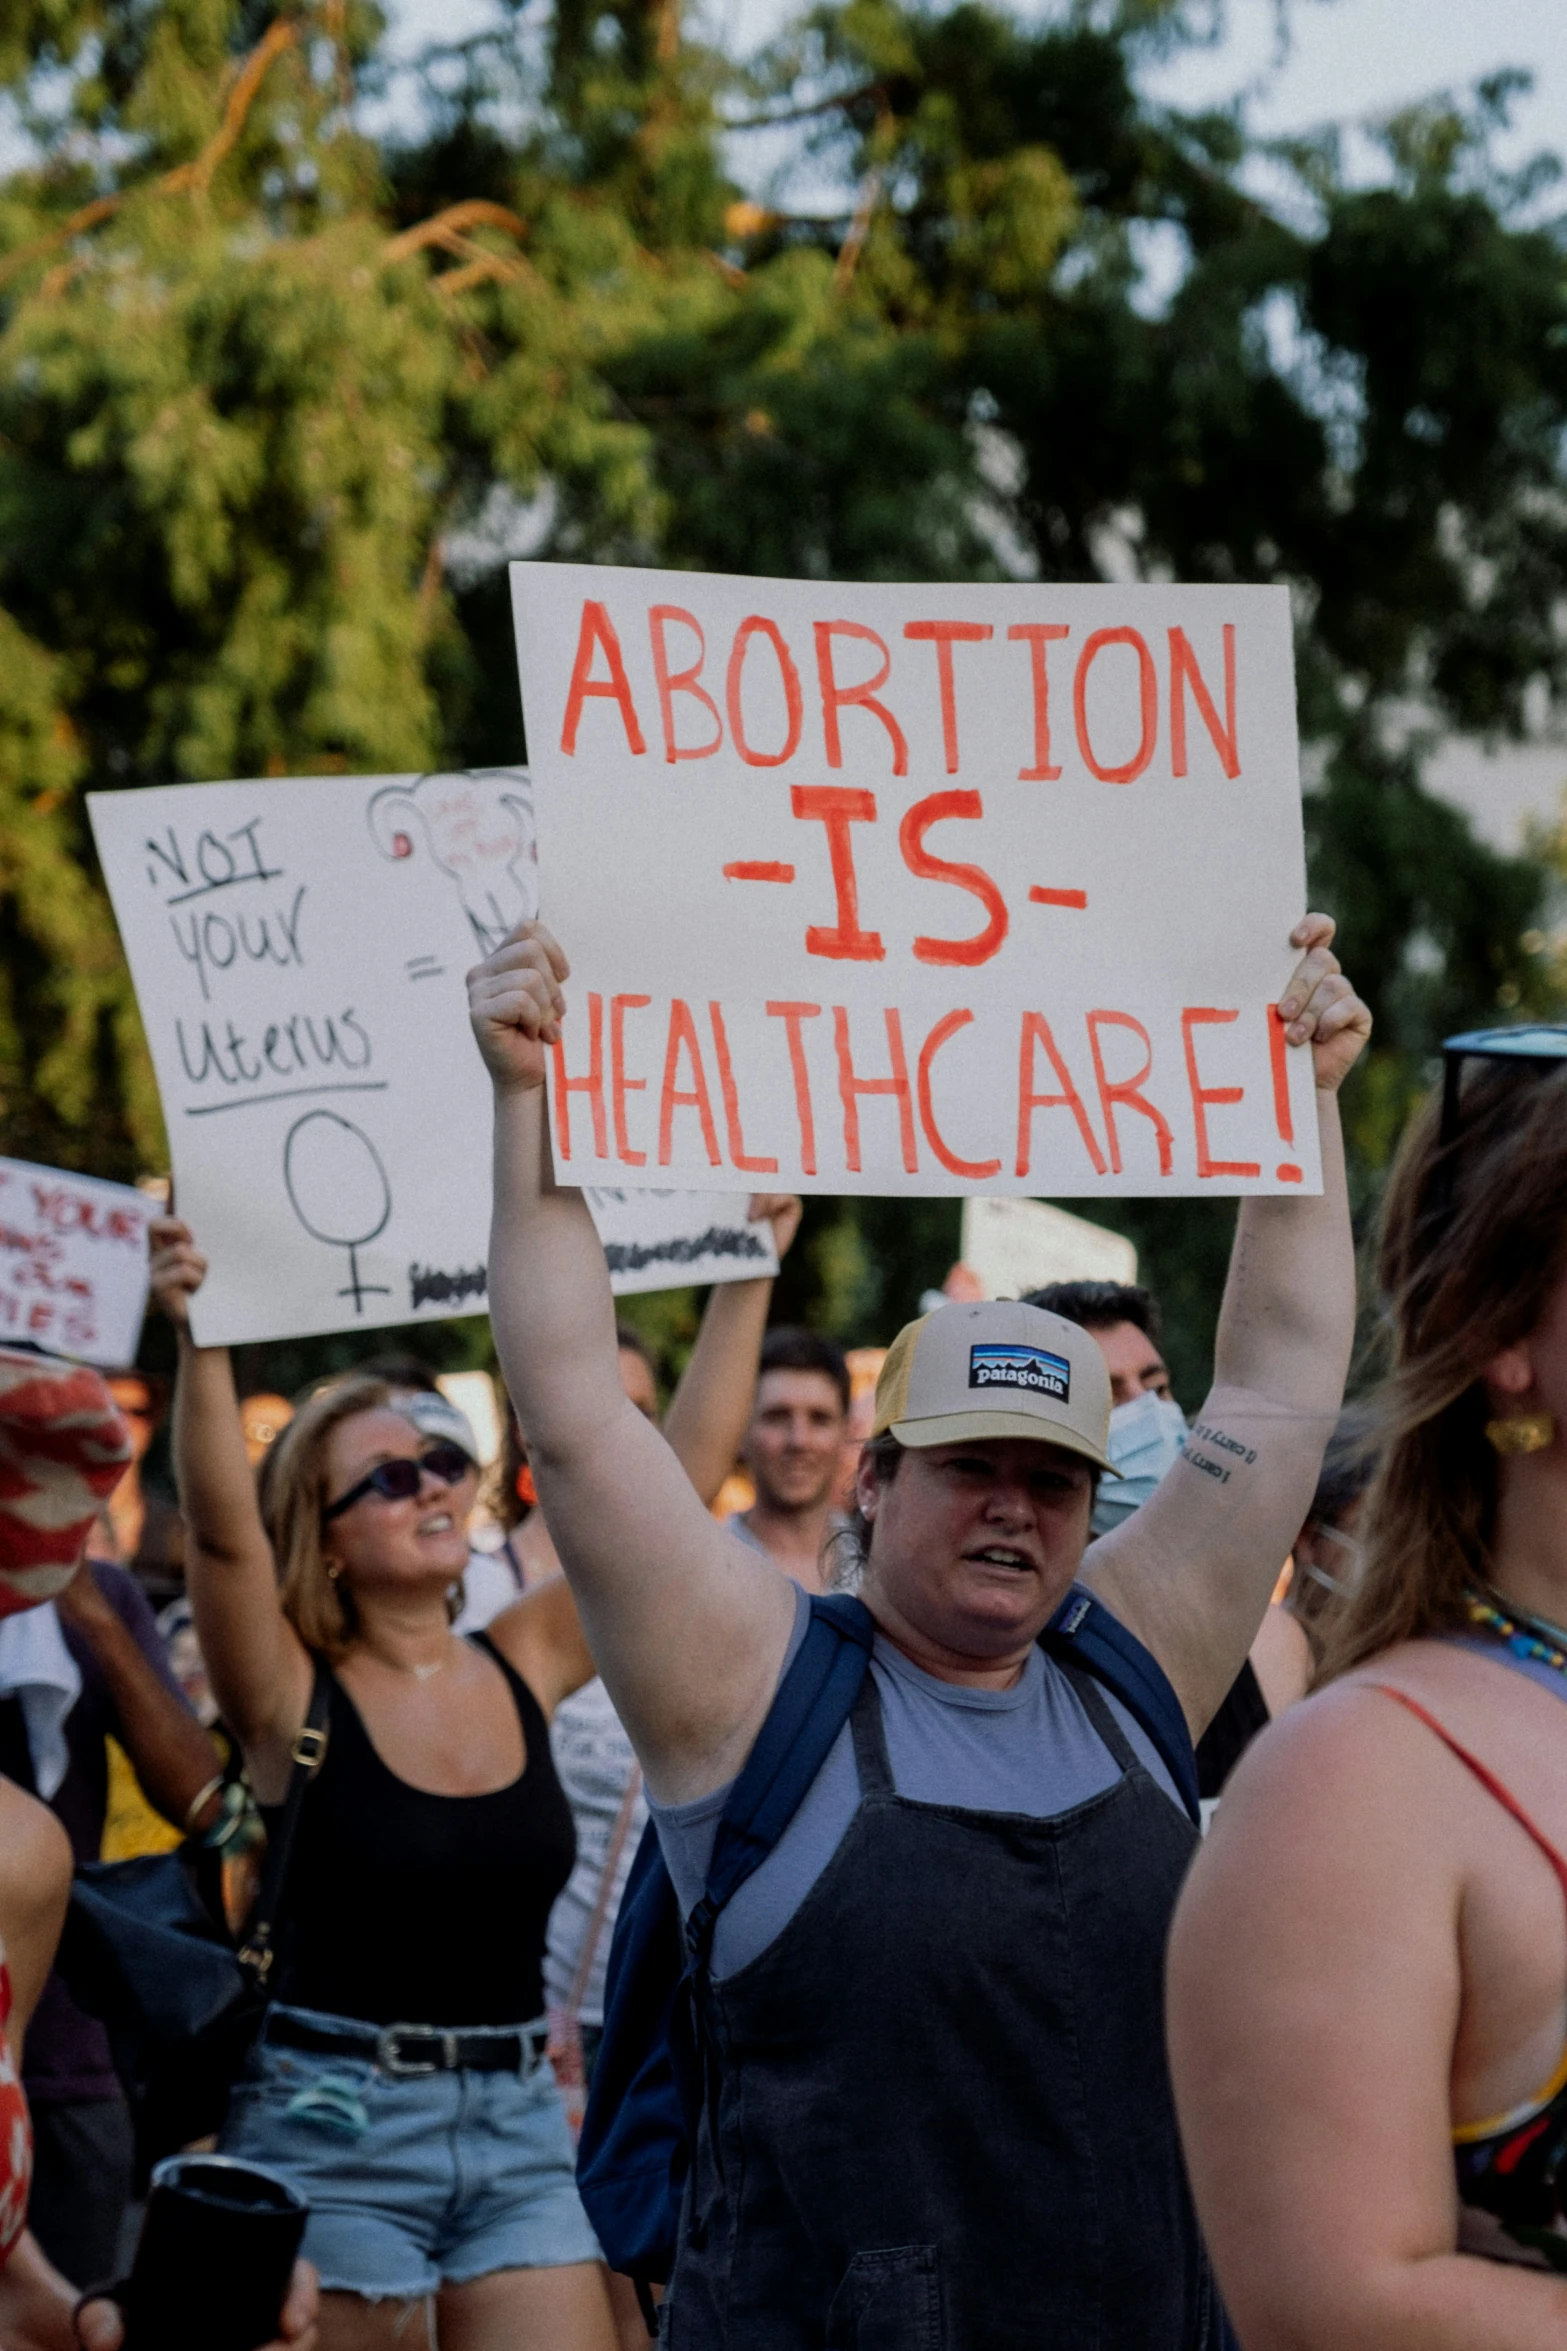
367, 770, 539, 954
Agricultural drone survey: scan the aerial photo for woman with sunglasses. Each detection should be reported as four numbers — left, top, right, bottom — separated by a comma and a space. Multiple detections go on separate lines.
1168, 1038, 1567, 2347
147, 1216, 616, 2351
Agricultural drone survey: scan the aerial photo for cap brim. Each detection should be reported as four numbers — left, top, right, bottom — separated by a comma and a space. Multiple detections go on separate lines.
888, 1411, 1118, 1474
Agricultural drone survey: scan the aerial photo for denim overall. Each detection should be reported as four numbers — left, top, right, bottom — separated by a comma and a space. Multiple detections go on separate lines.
664, 1659, 1219, 2349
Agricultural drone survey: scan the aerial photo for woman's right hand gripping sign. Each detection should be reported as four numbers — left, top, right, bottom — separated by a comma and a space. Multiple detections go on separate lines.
467, 921, 569, 1091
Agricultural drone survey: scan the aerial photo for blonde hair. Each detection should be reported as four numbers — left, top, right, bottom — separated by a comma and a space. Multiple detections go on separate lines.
257, 1375, 398, 1662
1319, 1055, 1567, 1680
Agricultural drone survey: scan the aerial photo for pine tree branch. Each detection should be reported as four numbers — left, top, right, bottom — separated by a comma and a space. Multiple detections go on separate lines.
383, 202, 528, 263
0, 193, 119, 288
0, 15, 302, 288
181, 17, 301, 199
724, 82, 884, 132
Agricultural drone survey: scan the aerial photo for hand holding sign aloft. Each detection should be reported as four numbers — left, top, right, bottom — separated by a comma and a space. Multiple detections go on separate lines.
148, 1216, 207, 1334
467, 923, 568, 1093
750, 1192, 803, 1258
1278, 914, 1372, 1096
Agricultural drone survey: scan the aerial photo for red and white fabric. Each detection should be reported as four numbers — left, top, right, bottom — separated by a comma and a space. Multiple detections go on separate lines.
0, 1349, 132, 1615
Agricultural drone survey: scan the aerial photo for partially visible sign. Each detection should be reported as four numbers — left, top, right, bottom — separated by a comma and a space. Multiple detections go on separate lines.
0, 1157, 152, 1366
587, 1188, 779, 1296
960, 1197, 1137, 1300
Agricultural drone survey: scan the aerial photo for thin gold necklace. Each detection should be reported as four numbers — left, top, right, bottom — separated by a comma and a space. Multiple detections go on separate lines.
362, 1641, 451, 1684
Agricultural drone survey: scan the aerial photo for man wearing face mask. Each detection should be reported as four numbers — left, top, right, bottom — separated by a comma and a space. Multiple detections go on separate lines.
1026, 1280, 1312, 1797
1022, 1282, 1188, 1531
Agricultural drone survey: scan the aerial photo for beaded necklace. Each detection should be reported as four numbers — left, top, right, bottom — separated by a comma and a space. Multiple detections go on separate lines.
1464, 1583, 1567, 1679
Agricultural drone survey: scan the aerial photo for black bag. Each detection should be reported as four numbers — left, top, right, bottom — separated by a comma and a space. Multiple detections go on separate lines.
60, 1663, 329, 2182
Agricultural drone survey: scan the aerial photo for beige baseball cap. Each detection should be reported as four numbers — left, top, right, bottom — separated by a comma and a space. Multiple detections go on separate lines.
870, 1300, 1117, 1473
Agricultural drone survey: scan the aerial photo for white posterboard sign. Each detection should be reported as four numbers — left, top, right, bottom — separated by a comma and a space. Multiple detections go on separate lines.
587, 1187, 778, 1296
89, 771, 779, 1347
511, 564, 1321, 1199
959, 1197, 1137, 1301
0, 1156, 152, 1366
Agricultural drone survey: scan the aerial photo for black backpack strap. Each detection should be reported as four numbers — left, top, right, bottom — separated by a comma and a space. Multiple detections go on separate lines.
236, 1657, 331, 1993
685, 1594, 874, 1965
1042, 1586, 1200, 1827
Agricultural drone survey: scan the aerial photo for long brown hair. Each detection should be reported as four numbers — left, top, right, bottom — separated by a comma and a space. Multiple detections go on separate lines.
1319, 1055, 1567, 1679
257, 1374, 397, 1662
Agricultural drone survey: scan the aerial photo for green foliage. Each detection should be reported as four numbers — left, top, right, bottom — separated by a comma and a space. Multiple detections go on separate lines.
0, 0, 1562, 1392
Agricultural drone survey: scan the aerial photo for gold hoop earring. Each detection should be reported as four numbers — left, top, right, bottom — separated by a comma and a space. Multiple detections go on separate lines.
1485, 1412, 1557, 1456
326, 1562, 342, 1582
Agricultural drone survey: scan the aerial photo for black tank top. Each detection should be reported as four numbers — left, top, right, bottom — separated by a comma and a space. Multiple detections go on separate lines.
1195, 1655, 1271, 1800
267, 1634, 576, 2027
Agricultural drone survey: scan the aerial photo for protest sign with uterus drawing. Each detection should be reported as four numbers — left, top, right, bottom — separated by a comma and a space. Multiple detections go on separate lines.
89, 769, 774, 1346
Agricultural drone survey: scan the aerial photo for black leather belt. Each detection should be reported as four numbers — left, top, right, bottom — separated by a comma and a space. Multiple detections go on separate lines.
265, 2011, 549, 2077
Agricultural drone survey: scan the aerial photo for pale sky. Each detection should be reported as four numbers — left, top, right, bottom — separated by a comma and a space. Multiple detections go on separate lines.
385, 0, 1567, 851
390, 0, 1567, 166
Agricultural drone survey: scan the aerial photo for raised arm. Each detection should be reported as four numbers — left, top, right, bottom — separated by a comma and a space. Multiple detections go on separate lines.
661, 1195, 801, 1505
150, 1218, 311, 1760
471, 927, 797, 1804
55, 1564, 220, 1831
1085, 916, 1370, 1733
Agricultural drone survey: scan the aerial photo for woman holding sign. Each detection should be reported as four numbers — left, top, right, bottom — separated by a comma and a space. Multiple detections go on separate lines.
147, 1232, 619, 2351
1169, 1036, 1567, 2347
469, 911, 1369, 2349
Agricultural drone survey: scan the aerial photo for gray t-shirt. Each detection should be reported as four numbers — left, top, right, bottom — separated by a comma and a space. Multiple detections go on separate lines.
652, 1585, 1182, 1980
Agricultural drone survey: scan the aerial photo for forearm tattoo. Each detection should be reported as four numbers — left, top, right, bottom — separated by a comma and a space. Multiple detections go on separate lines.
1181, 1422, 1258, 1488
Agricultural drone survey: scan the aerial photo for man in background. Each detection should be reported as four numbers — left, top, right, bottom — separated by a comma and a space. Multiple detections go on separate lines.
727, 1328, 849, 1591
1026, 1279, 1173, 1403
1025, 1280, 1187, 1539
1028, 1277, 1313, 1793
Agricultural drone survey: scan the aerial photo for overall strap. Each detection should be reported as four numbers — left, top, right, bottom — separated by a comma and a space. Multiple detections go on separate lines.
237, 1657, 331, 1992
847, 1673, 894, 1796
1370, 1684, 1567, 1904
687, 1593, 873, 1965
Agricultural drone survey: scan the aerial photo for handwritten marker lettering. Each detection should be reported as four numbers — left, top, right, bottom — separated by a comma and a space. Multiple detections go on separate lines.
145, 817, 283, 903
0, 1156, 150, 1367
1267, 1004, 1304, 1182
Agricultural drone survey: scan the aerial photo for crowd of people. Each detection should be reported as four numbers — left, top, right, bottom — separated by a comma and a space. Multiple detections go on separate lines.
8, 902, 1567, 2346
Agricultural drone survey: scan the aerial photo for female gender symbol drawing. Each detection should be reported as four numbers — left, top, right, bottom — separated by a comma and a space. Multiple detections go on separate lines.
284, 1111, 392, 1314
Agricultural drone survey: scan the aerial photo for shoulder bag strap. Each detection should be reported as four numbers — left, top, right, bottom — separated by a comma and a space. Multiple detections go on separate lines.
236, 1658, 331, 1992
687, 1594, 874, 1962
1042, 1585, 1200, 1826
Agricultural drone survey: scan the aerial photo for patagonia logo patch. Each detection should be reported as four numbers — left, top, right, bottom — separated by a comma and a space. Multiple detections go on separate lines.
968, 1343, 1071, 1402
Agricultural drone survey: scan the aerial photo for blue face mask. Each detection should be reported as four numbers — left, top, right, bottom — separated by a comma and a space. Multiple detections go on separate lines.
1090, 1391, 1187, 1537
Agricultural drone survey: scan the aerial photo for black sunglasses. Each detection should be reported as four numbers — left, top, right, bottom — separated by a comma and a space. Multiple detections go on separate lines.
1440, 1025, 1567, 1146
322, 1441, 472, 1523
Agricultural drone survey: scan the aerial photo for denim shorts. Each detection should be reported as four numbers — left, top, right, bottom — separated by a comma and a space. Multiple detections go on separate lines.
219, 2005, 602, 2298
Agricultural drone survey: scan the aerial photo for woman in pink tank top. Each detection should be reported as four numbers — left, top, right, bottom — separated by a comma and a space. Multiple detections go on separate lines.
1170, 1037, 1567, 2346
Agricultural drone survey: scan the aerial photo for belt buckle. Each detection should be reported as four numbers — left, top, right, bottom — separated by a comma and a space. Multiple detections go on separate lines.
376, 2025, 448, 2077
